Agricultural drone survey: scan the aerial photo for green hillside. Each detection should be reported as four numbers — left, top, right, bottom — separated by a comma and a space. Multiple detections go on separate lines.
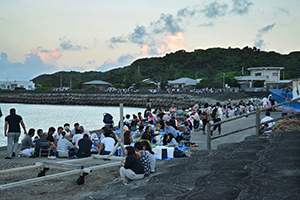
32, 46, 300, 89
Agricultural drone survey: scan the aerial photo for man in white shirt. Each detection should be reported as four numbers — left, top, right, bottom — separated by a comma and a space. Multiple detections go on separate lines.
211, 102, 223, 135
260, 111, 275, 135
72, 129, 83, 148
262, 96, 269, 108
53, 127, 63, 142
97, 130, 115, 155
57, 132, 78, 156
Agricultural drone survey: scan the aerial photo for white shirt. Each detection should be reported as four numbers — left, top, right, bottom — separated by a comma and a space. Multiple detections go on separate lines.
101, 137, 115, 152
57, 138, 74, 151
261, 116, 275, 129
53, 132, 63, 141
72, 134, 83, 148
262, 97, 269, 105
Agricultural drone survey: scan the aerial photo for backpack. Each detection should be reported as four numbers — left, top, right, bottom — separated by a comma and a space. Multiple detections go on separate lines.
201, 109, 208, 120
211, 108, 218, 119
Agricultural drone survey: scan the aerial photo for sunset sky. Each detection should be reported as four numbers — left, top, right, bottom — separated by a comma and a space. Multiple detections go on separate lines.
1, 0, 299, 80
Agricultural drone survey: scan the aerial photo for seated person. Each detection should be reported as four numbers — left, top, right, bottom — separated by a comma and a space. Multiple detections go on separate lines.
177, 121, 191, 143
47, 126, 57, 151
130, 115, 138, 131
141, 141, 156, 173
134, 142, 151, 176
164, 121, 178, 139
124, 114, 131, 130
260, 111, 275, 135
77, 134, 92, 158
120, 146, 144, 185
103, 113, 114, 128
165, 133, 187, 158
35, 132, 51, 157
33, 129, 43, 144
72, 129, 83, 148
53, 126, 63, 143
97, 130, 115, 155
79, 125, 91, 138
124, 130, 133, 145
20, 128, 35, 156
133, 125, 144, 143
57, 131, 78, 157
169, 115, 178, 130
63, 123, 72, 137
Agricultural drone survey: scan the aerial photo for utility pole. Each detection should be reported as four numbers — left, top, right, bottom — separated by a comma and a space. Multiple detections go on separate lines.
195, 72, 198, 88
70, 75, 72, 90
60, 74, 62, 88
223, 73, 225, 88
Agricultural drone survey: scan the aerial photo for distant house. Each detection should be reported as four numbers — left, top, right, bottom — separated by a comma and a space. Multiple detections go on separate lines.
234, 67, 284, 89
0, 80, 35, 90
142, 78, 158, 85
168, 77, 202, 88
82, 80, 113, 89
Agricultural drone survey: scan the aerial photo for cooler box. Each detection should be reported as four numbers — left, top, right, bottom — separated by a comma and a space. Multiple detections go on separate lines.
153, 146, 167, 160
167, 147, 174, 158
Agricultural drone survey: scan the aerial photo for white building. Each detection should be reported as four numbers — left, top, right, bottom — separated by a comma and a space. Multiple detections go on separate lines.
0, 80, 35, 90
235, 67, 284, 89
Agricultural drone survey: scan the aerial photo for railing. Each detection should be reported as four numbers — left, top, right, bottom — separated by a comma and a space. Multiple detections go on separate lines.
206, 97, 300, 149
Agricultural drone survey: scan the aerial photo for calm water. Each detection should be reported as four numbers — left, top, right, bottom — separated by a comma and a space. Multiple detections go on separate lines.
0, 103, 142, 147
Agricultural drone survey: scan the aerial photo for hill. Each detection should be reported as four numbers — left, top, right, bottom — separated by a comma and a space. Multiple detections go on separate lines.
32, 46, 300, 89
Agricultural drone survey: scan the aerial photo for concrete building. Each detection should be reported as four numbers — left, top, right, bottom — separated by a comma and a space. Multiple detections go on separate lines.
0, 80, 35, 90
235, 67, 284, 89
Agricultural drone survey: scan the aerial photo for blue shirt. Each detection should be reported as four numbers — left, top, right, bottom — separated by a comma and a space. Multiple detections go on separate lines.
165, 126, 178, 138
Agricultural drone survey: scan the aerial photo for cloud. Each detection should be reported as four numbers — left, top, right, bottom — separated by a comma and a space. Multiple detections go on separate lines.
254, 23, 275, 50
177, 8, 196, 17
152, 13, 182, 34
256, 23, 276, 38
86, 59, 96, 64
59, 37, 88, 51
30, 48, 62, 65
0, 51, 59, 80
96, 54, 136, 72
199, 22, 214, 27
202, 1, 229, 18
129, 25, 147, 44
231, 0, 253, 15
254, 39, 265, 50
275, 7, 289, 16
156, 32, 188, 54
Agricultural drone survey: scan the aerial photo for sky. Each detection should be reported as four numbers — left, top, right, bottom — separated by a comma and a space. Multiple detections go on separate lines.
0, 0, 299, 81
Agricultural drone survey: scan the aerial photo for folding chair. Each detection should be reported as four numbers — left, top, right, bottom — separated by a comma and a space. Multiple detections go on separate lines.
39, 142, 51, 157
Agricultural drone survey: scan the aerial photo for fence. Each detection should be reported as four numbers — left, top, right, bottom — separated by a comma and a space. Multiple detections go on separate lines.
206, 97, 300, 149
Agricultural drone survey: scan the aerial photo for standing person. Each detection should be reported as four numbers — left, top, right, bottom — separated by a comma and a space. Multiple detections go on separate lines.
4, 108, 27, 159
201, 103, 211, 135
262, 96, 269, 109
211, 102, 223, 135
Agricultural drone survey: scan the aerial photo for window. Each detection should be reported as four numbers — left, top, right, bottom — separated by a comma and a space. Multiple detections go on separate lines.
255, 73, 261, 76
273, 73, 278, 76
266, 75, 269, 79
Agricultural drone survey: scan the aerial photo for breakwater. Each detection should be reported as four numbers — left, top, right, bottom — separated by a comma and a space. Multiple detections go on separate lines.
0, 93, 201, 108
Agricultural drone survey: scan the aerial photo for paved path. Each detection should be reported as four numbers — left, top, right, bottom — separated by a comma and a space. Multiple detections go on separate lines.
190, 111, 282, 151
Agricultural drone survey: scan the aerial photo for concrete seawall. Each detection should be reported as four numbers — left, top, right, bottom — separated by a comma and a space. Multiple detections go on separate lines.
0, 91, 266, 108
0, 93, 201, 108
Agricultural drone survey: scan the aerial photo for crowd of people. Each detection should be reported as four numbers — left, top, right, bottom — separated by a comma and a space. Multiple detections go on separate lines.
3, 96, 275, 185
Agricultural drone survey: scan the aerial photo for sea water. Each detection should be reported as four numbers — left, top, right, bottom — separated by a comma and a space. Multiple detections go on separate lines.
0, 103, 142, 147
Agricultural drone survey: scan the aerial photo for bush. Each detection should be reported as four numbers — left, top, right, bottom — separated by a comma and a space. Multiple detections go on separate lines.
14, 87, 26, 90
84, 85, 100, 91
35, 86, 51, 91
